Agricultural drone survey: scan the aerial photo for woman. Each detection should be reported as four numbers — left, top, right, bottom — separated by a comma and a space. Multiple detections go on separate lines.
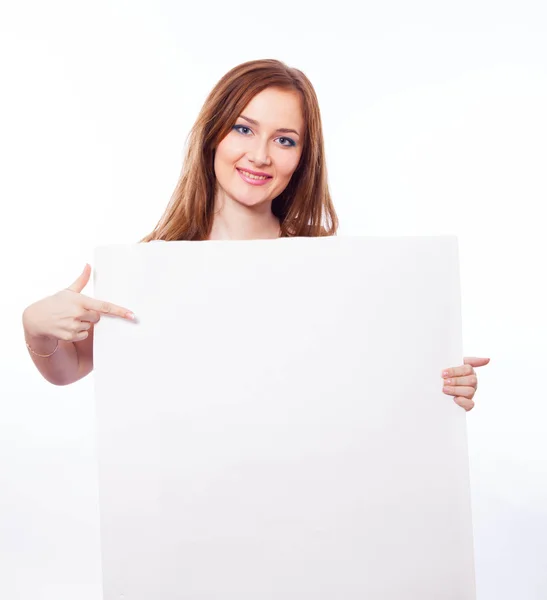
21, 58, 489, 406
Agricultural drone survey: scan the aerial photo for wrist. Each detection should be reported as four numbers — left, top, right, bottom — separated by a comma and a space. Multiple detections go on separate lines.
25, 334, 59, 356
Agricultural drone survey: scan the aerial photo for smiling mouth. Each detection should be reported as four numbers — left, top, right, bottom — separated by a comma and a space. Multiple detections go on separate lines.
237, 168, 272, 181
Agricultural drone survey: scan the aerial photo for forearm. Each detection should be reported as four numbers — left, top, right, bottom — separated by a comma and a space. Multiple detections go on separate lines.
23, 329, 81, 386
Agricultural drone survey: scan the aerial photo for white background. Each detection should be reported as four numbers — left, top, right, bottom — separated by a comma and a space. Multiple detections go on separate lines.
0, 0, 545, 598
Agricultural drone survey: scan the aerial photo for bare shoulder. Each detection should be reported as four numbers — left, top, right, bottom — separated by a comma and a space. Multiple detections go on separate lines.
75, 323, 95, 380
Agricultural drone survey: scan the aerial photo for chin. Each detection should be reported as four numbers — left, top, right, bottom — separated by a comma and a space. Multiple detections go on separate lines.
232, 193, 271, 209
215, 171, 277, 210
227, 181, 274, 209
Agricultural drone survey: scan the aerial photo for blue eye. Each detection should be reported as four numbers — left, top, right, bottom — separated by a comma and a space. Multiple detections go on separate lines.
232, 124, 296, 148
278, 137, 296, 147
233, 125, 252, 135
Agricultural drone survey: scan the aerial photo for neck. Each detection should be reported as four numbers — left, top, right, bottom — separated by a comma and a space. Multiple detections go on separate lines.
209, 191, 281, 241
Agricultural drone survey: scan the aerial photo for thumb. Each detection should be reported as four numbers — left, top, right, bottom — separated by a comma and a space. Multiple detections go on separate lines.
67, 263, 92, 293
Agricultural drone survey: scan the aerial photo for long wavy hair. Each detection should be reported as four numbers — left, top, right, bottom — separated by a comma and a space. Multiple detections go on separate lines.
141, 59, 338, 241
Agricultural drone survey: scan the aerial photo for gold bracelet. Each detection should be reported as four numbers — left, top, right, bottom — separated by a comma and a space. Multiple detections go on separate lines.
26, 339, 59, 358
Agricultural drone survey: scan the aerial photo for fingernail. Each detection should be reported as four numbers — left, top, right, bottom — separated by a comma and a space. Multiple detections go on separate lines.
126, 312, 136, 320
442, 370, 449, 377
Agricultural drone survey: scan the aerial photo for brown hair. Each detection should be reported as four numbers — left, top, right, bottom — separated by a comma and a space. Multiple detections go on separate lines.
141, 59, 338, 241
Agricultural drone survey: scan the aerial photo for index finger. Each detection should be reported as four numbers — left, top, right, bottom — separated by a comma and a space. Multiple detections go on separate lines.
83, 297, 135, 320
463, 357, 491, 368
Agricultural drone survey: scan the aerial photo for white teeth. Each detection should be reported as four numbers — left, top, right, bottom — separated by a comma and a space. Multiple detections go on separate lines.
240, 170, 268, 180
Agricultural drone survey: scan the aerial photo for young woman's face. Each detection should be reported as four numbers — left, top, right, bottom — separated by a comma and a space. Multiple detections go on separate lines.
213, 87, 304, 211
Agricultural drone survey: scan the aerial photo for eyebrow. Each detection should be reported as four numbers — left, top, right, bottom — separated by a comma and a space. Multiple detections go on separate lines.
239, 115, 300, 136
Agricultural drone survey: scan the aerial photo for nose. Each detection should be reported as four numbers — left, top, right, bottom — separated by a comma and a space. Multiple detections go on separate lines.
247, 138, 271, 167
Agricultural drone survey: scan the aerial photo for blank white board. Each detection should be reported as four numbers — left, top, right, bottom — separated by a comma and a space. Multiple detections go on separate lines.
93, 236, 475, 600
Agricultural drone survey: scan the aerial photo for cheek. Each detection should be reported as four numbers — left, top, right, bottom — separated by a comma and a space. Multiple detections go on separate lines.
214, 140, 228, 166
216, 133, 246, 165
214, 140, 239, 186
275, 150, 301, 180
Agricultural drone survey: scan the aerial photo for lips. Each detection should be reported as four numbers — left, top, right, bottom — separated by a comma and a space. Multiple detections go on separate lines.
237, 168, 272, 178
237, 168, 272, 186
